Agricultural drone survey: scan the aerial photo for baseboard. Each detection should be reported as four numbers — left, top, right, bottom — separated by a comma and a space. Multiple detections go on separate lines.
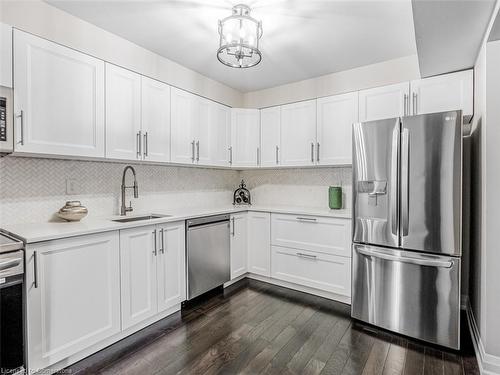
466, 300, 500, 375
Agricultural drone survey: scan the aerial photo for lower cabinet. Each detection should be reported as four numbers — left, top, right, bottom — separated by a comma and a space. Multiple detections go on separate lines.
120, 222, 186, 330
26, 232, 121, 370
230, 213, 248, 279
247, 212, 271, 277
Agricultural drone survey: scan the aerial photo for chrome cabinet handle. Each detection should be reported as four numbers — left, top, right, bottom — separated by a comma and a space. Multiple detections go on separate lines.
143, 132, 148, 158
311, 142, 314, 163
33, 251, 39, 288
316, 142, 320, 163
136, 131, 142, 158
159, 228, 165, 254
191, 140, 195, 162
231, 217, 235, 236
296, 217, 317, 222
228, 146, 233, 165
17, 110, 24, 145
153, 230, 157, 256
413, 93, 417, 115
276, 145, 279, 165
403, 94, 408, 116
356, 246, 453, 268
256, 147, 260, 165
296, 252, 317, 260
196, 141, 200, 162
401, 128, 410, 236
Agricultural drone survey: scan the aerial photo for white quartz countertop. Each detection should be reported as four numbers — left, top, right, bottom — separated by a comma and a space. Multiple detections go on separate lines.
1, 205, 351, 244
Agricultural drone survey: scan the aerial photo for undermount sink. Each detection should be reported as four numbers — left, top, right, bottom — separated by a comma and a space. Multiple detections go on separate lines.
112, 214, 171, 223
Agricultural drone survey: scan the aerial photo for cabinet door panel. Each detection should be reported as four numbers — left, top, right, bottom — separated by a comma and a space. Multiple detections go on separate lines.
26, 232, 120, 370
231, 109, 260, 167
157, 222, 186, 312
106, 64, 141, 160
280, 100, 317, 166
196, 98, 211, 165
411, 70, 473, 117
247, 212, 271, 277
230, 213, 248, 279
208, 102, 231, 166
171, 87, 198, 164
1, 23, 12, 88
260, 107, 281, 167
359, 82, 409, 122
317, 92, 358, 165
14, 30, 105, 157
120, 226, 158, 330
141, 77, 170, 162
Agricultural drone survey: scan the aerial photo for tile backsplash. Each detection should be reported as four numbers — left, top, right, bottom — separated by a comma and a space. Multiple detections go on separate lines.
0, 156, 351, 225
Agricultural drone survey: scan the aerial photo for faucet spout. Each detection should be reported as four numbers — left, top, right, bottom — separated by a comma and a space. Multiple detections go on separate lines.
120, 166, 139, 216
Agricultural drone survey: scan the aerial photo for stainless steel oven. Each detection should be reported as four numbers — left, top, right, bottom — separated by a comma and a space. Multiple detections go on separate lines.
0, 232, 25, 374
0, 86, 14, 156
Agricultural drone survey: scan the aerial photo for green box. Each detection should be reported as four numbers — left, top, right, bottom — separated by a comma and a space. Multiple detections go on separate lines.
329, 186, 342, 209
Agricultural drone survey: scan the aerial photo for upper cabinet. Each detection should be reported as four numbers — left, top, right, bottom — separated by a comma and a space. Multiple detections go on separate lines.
13, 30, 105, 157
0, 23, 12, 88
141, 76, 171, 163
280, 100, 317, 166
105, 64, 141, 160
410, 70, 473, 118
260, 107, 281, 167
358, 82, 409, 122
317, 92, 358, 165
231, 109, 260, 167
171, 87, 198, 164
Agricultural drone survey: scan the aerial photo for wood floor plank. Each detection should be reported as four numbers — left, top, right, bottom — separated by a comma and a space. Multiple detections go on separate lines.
361, 334, 391, 375
320, 323, 363, 375
340, 326, 376, 375
424, 348, 444, 375
403, 341, 426, 375
382, 335, 408, 375
443, 351, 462, 375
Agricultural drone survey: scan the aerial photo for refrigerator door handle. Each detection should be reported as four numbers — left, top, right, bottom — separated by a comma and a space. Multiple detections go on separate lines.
401, 128, 410, 236
355, 246, 454, 268
390, 125, 400, 237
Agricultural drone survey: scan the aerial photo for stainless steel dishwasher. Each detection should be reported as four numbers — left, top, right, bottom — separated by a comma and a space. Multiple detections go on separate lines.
186, 214, 230, 300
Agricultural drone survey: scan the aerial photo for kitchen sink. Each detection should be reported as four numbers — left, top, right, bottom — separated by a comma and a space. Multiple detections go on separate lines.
112, 214, 172, 223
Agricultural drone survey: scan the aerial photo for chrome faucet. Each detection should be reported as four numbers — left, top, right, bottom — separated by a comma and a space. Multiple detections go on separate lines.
120, 166, 139, 216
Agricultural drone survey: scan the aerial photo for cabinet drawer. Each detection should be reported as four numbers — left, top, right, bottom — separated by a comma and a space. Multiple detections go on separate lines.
271, 213, 351, 257
271, 246, 351, 296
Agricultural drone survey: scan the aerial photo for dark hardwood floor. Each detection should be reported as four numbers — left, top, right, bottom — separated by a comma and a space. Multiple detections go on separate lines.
66, 279, 479, 375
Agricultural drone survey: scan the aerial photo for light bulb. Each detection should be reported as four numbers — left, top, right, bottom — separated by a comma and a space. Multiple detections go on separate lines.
239, 27, 246, 39
225, 33, 232, 43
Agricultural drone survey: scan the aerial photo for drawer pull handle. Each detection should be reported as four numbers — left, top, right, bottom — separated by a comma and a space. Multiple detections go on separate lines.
296, 217, 317, 222
296, 252, 317, 260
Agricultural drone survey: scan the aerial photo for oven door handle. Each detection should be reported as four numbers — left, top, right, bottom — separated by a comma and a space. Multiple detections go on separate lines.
0, 258, 22, 271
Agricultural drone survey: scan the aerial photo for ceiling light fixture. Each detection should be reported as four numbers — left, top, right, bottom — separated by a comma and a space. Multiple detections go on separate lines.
217, 4, 263, 68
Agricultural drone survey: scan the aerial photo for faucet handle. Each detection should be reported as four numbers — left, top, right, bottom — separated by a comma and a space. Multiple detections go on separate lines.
127, 201, 133, 212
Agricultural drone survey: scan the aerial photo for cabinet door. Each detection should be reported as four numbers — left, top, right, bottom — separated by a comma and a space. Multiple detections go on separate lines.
260, 107, 281, 167
230, 213, 248, 279
141, 76, 171, 162
410, 70, 473, 117
26, 232, 120, 370
157, 222, 186, 312
231, 109, 260, 167
247, 212, 271, 277
206, 102, 231, 166
196, 98, 211, 165
317, 92, 358, 165
1, 23, 12, 88
171, 87, 198, 164
13, 30, 105, 157
280, 100, 317, 166
106, 64, 141, 160
359, 82, 409, 122
120, 225, 158, 330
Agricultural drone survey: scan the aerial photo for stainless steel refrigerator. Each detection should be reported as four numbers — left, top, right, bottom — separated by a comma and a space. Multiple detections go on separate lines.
351, 110, 464, 349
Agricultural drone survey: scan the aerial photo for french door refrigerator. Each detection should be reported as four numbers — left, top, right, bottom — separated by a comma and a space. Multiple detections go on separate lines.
351, 110, 463, 349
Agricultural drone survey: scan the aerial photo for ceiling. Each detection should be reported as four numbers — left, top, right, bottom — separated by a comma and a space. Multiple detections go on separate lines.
46, 0, 417, 93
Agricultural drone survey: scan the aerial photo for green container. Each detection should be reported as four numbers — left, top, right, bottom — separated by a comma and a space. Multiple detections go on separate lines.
329, 186, 343, 209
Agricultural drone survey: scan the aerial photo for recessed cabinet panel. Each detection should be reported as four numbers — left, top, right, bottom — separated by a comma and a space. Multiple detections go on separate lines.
317, 92, 358, 165
105, 64, 141, 160
171, 87, 199, 164
280, 100, 317, 166
358, 82, 409, 122
260, 107, 281, 167
247, 212, 271, 277
14, 30, 105, 157
231, 109, 260, 167
1, 23, 12, 88
230, 213, 248, 279
207, 102, 231, 166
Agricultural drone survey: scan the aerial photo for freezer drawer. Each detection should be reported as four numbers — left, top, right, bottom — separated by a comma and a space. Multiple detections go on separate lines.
351, 244, 460, 349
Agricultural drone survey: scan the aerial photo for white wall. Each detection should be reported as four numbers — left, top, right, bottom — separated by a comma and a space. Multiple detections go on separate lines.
0, 0, 243, 107
242, 55, 420, 108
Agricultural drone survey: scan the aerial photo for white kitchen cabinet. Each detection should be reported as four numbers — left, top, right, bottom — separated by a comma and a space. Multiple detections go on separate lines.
410, 70, 473, 118
358, 82, 410, 122
13, 30, 105, 157
120, 225, 158, 330
157, 222, 186, 312
171, 87, 198, 164
197, 99, 231, 166
260, 107, 281, 167
141, 76, 171, 162
0, 23, 12, 88
25, 232, 121, 370
230, 213, 248, 279
317, 92, 358, 165
247, 211, 271, 277
231, 109, 260, 167
105, 64, 141, 160
271, 246, 351, 296
280, 100, 317, 166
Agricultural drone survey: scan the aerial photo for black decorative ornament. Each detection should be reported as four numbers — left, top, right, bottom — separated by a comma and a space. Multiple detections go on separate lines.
233, 180, 251, 206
